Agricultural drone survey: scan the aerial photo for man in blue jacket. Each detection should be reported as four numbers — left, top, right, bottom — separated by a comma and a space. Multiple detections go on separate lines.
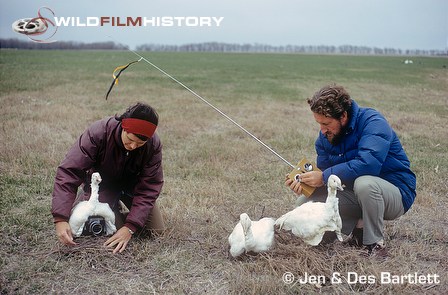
285, 84, 416, 257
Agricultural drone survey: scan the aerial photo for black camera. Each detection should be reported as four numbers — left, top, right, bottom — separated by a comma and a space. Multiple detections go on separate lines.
82, 216, 106, 236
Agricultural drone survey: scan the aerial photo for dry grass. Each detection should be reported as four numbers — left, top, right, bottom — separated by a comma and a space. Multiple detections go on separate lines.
0, 50, 447, 294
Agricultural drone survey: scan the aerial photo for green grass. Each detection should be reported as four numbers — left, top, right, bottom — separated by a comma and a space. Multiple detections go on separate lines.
0, 50, 447, 294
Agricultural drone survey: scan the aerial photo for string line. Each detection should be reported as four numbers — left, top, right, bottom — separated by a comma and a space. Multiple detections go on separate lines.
109, 36, 295, 169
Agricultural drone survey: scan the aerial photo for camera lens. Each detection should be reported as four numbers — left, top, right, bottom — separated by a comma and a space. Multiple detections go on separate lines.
90, 221, 104, 236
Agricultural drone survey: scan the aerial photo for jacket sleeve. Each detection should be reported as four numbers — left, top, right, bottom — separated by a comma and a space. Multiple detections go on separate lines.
51, 121, 105, 221
124, 136, 164, 231
321, 112, 392, 185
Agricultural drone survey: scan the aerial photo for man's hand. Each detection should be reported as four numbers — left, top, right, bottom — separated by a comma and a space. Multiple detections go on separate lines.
104, 226, 133, 254
284, 170, 324, 195
55, 221, 77, 246
299, 170, 324, 188
285, 174, 303, 195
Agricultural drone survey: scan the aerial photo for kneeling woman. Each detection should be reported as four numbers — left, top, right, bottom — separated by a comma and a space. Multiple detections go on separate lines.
52, 102, 165, 253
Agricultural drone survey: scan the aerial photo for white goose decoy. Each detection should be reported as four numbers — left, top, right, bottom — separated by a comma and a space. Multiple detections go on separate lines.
69, 172, 117, 237
275, 174, 344, 246
228, 218, 245, 258
228, 213, 275, 258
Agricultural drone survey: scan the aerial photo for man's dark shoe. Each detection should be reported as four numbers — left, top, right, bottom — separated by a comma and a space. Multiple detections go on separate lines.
361, 243, 388, 259
344, 227, 363, 248
320, 231, 338, 245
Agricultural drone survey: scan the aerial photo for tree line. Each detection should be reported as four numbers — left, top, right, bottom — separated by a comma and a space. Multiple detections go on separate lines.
136, 42, 446, 56
1, 38, 446, 56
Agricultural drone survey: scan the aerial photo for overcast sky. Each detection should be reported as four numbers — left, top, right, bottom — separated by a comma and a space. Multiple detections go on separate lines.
1, 0, 447, 50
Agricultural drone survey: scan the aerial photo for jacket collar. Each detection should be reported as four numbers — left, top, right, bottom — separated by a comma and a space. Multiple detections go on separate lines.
113, 119, 126, 150
345, 100, 359, 134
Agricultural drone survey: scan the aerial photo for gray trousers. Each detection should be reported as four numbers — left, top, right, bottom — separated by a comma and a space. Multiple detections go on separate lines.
296, 175, 404, 245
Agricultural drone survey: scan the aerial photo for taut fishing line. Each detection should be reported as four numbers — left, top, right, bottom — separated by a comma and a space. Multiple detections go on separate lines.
106, 36, 321, 196
106, 36, 294, 168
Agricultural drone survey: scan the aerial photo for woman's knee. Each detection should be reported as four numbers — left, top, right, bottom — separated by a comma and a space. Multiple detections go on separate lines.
145, 203, 166, 233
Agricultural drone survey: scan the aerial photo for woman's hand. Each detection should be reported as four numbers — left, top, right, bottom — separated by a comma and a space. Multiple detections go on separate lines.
104, 226, 133, 254
55, 221, 77, 246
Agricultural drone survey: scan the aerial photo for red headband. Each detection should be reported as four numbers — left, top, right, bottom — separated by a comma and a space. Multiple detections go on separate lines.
121, 118, 157, 138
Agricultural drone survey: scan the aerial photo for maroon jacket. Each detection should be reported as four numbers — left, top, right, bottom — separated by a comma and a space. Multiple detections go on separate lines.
51, 116, 164, 232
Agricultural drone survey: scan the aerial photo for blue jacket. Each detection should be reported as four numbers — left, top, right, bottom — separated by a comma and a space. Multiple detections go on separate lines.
316, 100, 416, 212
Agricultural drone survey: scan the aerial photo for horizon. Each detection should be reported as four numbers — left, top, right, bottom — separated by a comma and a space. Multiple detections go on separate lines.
2, 37, 446, 55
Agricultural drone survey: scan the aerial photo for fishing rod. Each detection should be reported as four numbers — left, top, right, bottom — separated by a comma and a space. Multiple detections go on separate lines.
107, 36, 295, 169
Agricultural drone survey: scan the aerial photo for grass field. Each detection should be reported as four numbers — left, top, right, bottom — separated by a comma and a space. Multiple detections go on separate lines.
0, 50, 447, 294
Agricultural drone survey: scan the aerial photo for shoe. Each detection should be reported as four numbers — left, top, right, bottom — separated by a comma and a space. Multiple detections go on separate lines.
344, 227, 363, 248
320, 231, 337, 245
361, 243, 388, 259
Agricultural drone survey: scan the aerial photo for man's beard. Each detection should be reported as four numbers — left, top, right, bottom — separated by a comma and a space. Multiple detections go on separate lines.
324, 125, 346, 145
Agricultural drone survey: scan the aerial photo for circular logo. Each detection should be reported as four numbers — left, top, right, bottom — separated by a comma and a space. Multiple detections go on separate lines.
11, 7, 58, 43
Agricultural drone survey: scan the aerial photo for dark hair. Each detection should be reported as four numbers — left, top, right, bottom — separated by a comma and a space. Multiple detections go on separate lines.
116, 102, 159, 141
307, 84, 352, 119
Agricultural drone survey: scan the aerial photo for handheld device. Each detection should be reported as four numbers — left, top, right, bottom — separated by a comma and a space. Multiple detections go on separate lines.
288, 158, 321, 197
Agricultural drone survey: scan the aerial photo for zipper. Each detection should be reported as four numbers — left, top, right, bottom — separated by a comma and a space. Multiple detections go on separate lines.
120, 150, 130, 180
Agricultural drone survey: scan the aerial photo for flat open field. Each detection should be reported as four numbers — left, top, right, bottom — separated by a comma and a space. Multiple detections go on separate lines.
0, 50, 447, 294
